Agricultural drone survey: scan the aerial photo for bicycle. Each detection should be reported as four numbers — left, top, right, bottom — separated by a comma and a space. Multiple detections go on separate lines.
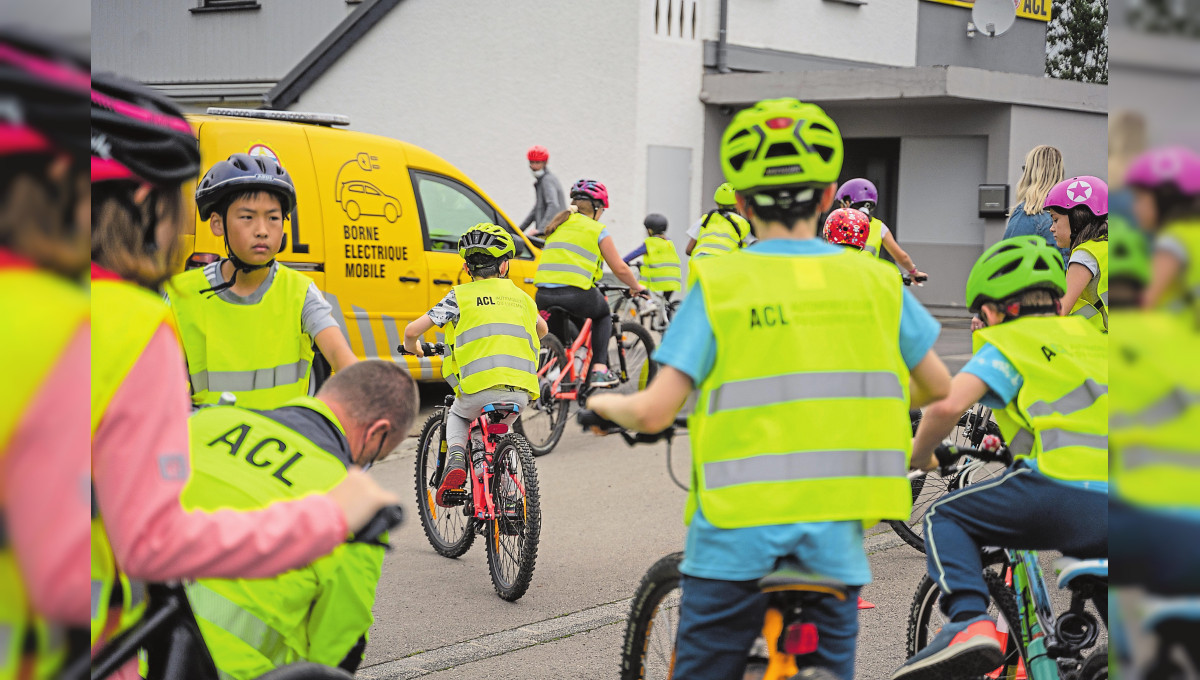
904, 443, 1109, 680
887, 403, 1007, 553
517, 284, 658, 456
85, 506, 404, 680
405, 342, 543, 601
576, 410, 842, 680
612, 264, 681, 335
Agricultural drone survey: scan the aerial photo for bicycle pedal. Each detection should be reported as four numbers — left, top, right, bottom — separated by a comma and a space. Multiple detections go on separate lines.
440, 489, 469, 506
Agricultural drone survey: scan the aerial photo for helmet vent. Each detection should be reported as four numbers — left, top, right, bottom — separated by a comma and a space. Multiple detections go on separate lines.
1033, 257, 1050, 271
809, 122, 832, 134
813, 145, 835, 163
990, 260, 1022, 279
765, 143, 797, 159
728, 151, 750, 172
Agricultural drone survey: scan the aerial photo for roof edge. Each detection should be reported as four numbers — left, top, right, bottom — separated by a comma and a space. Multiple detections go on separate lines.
264, 0, 402, 110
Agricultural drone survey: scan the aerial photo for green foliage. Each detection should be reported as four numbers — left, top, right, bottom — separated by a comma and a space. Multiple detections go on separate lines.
1045, 0, 1109, 84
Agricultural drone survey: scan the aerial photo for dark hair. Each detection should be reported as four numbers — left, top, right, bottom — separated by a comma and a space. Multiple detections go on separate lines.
1148, 184, 1200, 225
464, 252, 506, 278
319, 359, 418, 449
212, 188, 289, 224
740, 185, 822, 228
93, 182, 186, 290
1062, 205, 1108, 250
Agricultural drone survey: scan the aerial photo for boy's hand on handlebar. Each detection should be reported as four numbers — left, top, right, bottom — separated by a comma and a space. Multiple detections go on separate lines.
402, 338, 424, 357
329, 468, 402, 535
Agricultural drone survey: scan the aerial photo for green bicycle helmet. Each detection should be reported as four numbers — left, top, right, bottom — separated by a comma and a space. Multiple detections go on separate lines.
1108, 216, 1150, 285
459, 222, 515, 260
714, 182, 737, 206
965, 236, 1066, 312
719, 98, 844, 192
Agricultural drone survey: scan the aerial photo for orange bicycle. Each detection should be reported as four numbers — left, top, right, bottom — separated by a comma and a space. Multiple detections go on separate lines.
516, 284, 657, 456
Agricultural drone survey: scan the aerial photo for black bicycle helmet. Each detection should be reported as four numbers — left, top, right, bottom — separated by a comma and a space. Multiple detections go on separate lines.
90, 71, 200, 187
0, 28, 90, 160
195, 152, 297, 221
643, 213, 668, 235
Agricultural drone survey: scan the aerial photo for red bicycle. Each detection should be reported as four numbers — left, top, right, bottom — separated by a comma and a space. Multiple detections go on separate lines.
404, 342, 543, 601
516, 284, 658, 456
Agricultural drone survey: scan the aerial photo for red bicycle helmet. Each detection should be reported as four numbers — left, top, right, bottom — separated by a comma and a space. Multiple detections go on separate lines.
527, 145, 549, 162
570, 179, 609, 209
823, 208, 870, 250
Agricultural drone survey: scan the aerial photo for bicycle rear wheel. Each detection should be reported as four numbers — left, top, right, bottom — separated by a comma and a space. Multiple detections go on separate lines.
486, 435, 542, 601
610, 321, 657, 395
516, 333, 570, 456
906, 566, 1022, 678
621, 552, 683, 680
414, 411, 475, 558
887, 406, 1007, 553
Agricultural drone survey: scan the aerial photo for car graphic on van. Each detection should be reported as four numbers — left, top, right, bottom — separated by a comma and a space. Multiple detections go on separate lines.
339, 179, 400, 222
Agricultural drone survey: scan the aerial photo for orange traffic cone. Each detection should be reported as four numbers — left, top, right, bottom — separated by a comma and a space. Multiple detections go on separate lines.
857, 596, 876, 610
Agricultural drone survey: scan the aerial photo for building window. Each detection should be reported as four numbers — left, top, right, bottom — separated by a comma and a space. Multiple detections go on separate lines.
190, 0, 261, 14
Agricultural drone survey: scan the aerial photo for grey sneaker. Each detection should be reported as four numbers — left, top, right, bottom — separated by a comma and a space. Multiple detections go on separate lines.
588, 368, 620, 388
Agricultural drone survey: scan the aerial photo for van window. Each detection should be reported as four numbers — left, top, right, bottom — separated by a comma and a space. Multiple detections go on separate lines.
412, 171, 532, 259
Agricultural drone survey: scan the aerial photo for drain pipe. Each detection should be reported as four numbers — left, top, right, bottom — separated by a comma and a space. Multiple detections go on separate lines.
717, 0, 730, 73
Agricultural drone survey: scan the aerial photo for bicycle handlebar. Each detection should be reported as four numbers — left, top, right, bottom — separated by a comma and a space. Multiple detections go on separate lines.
397, 342, 448, 356
909, 443, 1014, 479
349, 504, 404, 547
577, 409, 688, 446
598, 284, 648, 299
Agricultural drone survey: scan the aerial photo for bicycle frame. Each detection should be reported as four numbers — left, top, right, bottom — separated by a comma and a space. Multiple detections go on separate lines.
433, 407, 527, 527
537, 295, 633, 402
1007, 549, 1063, 679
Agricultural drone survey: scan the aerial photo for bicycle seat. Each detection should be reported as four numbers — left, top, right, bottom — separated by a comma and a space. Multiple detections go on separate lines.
1141, 594, 1200, 630
483, 402, 522, 422
758, 566, 849, 601
1053, 557, 1108, 590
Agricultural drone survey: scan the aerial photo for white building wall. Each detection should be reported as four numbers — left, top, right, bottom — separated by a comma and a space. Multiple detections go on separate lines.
295, 0, 643, 248
702, 0, 918, 67
1005, 106, 1109, 188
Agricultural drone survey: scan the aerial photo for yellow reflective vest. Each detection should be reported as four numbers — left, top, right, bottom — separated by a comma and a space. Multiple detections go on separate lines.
1, 264, 85, 680
533, 213, 605, 289
692, 210, 751, 259
167, 264, 314, 409
1070, 239, 1109, 333
640, 237, 682, 293
91, 275, 170, 647
442, 278, 540, 399
973, 316, 1108, 482
863, 217, 886, 258
182, 398, 384, 680
1157, 219, 1200, 310
1110, 310, 1200, 510
687, 249, 913, 529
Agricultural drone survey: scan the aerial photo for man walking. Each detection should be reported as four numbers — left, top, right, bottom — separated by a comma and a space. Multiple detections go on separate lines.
521, 145, 566, 237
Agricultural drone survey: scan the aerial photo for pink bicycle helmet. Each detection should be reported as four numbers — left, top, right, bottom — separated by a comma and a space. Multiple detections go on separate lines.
1126, 146, 1200, 196
91, 71, 199, 187
1044, 176, 1108, 217
570, 179, 609, 209
835, 178, 878, 207
0, 30, 90, 160
527, 145, 549, 162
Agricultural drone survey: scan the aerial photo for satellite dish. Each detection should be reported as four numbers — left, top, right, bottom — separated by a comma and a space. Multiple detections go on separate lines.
971, 0, 1017, 37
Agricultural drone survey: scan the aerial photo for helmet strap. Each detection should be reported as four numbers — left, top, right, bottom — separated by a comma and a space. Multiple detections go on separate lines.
198, 231, 274, 296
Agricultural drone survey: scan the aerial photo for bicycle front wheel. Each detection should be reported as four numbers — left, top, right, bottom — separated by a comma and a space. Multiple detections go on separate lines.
486, 435, 542, 601
621, 552, 683, 680
414, 410, 475, 558
516, 333, 570, 456
611, 321, 657, 395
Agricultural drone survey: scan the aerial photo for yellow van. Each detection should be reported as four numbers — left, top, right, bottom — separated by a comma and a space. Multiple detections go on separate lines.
179, 108, 542, 385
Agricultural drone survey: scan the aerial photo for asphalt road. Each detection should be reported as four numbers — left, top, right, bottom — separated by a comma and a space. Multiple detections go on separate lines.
354, 320, 1099, 679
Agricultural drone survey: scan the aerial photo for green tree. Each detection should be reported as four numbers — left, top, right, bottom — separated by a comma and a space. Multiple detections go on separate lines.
1045, 0, 1109, 84
1128, 0, 1200, 37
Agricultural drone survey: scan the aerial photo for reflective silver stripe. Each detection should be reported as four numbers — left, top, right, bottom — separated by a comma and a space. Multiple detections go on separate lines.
643, 262, 680, 271
702, 231, 739, 243
191, 360, 310, 393
709, 371, 904, 415
537, 263, 596, 279
1072, 303, 1100, 319
0, 510, 7, 548
186, 582, 290, 665
646, 275, 682, 283
1111, 388, 1199, 430
1010, 429, 1034, 455
1124, 447, 1200, 470
1099, 291, 1109, 307
91, 579, 104, 620
704, 449, 907, 489
445, 372, 460, 391
696, 242, 732, 253
864, 245, 878, 256
456, 323, 536, 354
127, 579, 147, 610
1027, 379, 1107, 418
1042, 429, 1107, 452
458, 354, 536, 379
352, 305, 379, 359
382, 315, 405, 364
544, 241, 598, 260
0, 624, 10, 669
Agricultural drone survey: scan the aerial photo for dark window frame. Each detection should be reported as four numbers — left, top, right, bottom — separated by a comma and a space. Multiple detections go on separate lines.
191, 0, 261, 14
409, 170, 533, 260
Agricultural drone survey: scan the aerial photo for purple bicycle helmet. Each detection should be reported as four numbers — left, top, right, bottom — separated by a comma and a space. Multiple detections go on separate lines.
835, 178, 878, 207
1044, 176, 1108, 217
1126, 146, 1200, 196
570, 179, 609, 208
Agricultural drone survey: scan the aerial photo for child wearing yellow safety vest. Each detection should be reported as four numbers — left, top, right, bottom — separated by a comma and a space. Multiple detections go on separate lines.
686, 183, 753, 258
892, 236, 1108, 680
1045, 175, 1110, 332
166, 154, 358, 409
1127, 146, 1200, 309
588, 98, 950, 679
404, 223, 548, 505
622, 213, 682, 298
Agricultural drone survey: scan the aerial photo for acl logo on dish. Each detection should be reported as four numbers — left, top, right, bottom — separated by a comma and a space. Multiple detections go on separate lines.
1066, 180, 1093, 203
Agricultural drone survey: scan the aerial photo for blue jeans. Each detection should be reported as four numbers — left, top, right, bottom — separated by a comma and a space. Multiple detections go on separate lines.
925, 465, 1107, 620
672, 575, 861, 679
